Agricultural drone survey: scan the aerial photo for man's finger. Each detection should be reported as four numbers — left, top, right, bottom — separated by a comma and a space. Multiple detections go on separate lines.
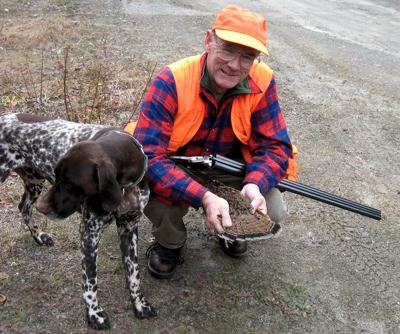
213, 218, 225, 233
256, 207, 267, 215
251, 198, 267, 214
220, 210, 232, 228
205, 213, 224, 233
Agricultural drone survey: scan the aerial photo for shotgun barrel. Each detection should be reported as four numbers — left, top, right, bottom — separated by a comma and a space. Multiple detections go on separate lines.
277, 179, 381, 220
212, 154, 381, 221
170, 154, 382, 221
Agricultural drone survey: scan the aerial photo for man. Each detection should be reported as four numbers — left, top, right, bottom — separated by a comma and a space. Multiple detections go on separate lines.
133, 5, 295, 279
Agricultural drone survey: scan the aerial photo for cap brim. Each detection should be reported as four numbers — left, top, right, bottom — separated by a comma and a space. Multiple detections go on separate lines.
215, 29, 269, 55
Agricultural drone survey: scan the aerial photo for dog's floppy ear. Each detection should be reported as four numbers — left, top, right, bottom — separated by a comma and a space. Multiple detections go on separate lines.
96, 161, 123, 212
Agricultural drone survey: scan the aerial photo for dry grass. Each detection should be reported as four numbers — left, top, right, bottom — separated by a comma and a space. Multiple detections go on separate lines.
0, 15, 155, 125
0, 14, 155, 265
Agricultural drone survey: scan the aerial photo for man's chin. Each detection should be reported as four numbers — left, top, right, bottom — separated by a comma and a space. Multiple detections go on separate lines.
215, 76, 241, 91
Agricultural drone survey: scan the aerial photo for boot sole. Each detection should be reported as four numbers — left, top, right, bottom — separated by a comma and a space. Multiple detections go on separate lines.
147, 260, 176, 279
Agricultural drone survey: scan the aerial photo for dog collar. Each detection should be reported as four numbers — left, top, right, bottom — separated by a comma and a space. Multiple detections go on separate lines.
113, 130, 148, 189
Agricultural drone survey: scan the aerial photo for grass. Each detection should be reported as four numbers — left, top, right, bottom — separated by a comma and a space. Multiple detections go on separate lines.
281, 285, 309, 311
277, 283, 317, 317
0, 14, 155, 263
45, 271, 76, 289
16, 308, 29, 325
0, 15, 155, 125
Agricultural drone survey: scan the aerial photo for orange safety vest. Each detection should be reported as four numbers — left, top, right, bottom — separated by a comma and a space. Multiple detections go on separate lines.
125, 55, 299, 180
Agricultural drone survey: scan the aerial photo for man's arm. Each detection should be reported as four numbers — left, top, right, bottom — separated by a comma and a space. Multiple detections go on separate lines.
134, 68, 233, 231
244, 76, 293, 194
134, 68, 209, 208
240, 76, 292, 213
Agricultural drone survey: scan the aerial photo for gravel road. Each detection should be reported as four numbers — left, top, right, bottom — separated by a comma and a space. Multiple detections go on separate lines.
0, 1, 399, 333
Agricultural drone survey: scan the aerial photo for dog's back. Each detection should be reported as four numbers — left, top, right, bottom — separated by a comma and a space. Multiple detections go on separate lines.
0, 113, 106, 183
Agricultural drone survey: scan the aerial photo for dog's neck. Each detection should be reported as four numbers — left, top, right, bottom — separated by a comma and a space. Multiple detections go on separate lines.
103, 130, 147, 189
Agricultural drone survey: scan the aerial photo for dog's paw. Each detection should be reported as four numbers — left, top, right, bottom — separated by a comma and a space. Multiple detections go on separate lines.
133, 298, 157, 319
86, 310, 111, 330
34, 232, 54, 246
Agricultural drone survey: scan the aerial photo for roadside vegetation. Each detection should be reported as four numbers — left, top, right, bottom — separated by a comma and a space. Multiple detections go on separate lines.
0, 14, 155, 125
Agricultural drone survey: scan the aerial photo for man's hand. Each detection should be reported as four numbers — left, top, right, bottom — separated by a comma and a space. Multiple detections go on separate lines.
241, 183, 267, 215
202, 191, 232, 233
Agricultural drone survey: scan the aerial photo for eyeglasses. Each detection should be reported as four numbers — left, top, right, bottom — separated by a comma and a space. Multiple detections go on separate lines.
212, 40, 258, 68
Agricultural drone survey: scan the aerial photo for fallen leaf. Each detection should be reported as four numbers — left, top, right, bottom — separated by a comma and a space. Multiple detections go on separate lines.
0, 272, 9, 281
0, 292, 6, 304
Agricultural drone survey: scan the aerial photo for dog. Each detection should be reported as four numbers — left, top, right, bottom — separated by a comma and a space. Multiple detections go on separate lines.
0, 113, 156, 330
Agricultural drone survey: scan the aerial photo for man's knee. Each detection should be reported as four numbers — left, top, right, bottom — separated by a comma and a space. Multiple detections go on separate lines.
144, 196, 189, 249
265, 188, 287, 223
145, 197, 188, 224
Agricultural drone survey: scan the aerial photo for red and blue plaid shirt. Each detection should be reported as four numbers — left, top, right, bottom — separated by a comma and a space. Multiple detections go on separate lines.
134, 54, 292, 208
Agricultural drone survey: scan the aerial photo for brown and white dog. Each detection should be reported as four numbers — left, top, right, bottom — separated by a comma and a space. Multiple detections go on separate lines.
0, 113, 156, 330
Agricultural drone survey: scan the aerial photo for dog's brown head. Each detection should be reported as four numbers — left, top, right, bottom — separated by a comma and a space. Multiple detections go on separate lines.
36, 141, 124, 219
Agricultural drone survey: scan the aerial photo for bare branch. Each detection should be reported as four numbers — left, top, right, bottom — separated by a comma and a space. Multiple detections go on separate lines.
125, 61, 157, 125
39, 49, 44, 107
63, 46, 72, 120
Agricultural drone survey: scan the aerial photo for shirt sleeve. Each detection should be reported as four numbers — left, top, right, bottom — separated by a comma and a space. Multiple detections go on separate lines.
243, 75, 293, 193
133, 67, 208, 207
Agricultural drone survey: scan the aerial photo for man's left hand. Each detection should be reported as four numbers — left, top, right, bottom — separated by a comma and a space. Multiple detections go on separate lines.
241, 183, 267, 215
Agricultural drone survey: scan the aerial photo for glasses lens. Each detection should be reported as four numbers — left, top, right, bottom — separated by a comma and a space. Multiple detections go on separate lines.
240, 56, 255, 67
213, 42, 255, 67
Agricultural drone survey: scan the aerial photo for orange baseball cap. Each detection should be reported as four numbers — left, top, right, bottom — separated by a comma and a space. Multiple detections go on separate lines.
212, 5, 269, 55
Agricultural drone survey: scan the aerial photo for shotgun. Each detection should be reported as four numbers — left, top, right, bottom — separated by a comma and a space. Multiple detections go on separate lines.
169, 154, 382, 221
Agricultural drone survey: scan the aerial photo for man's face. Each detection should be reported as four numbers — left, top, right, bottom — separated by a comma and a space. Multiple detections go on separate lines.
204, 31, 260, 95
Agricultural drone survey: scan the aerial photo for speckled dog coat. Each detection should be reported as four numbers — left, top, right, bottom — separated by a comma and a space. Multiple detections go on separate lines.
0, 113, 156, 330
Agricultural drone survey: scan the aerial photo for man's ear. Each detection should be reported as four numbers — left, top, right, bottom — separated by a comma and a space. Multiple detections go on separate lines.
204, 29, 213, 53
96, 161, 123, 212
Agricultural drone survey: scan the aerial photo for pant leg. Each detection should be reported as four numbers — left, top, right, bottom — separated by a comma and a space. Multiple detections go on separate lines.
264, 187, 287, 223
145, 165, 288, 248
144, 197, 188, 249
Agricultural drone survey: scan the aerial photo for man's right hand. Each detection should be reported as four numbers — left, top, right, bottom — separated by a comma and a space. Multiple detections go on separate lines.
201, 191, 232, 233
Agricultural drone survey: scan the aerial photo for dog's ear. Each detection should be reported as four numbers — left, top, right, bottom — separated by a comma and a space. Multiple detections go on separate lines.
96, 161, 123, 212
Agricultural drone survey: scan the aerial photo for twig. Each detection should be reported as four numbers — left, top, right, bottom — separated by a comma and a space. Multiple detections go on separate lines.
125, 61, 157, 125
77, 57, 86, 116
101, 33, 108, 59
25, 55, 39, 101
20, 70, 32, 101
91, 63, 103, 124
39, 49, 44, 106
63, 46, 72, 120
0, 19, 5, 36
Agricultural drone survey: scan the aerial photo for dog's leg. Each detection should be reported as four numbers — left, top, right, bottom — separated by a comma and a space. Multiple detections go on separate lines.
116, 212, 157, 319
16, 169, 54, 246
0, 148, 12, 183
80, 207, 113, 330
0, 166, 11, 183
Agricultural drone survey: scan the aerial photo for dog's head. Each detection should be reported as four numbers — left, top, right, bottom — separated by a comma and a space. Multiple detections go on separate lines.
36, 142, 123, 219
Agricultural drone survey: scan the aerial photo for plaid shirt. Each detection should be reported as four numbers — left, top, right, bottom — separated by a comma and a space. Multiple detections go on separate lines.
134, 54, 292, 208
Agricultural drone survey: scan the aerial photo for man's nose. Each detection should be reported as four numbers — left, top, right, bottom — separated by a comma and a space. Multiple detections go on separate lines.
227, 54, 241, 69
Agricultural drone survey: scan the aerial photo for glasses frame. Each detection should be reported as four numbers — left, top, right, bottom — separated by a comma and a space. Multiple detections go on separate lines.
211, 36, 260, 68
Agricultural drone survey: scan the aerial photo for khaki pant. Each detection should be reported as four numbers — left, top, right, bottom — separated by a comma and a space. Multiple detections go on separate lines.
144, 166, 287, 249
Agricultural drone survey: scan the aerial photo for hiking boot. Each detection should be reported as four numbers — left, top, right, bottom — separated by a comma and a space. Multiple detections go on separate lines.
146, 242, 183, 279
218, 237, 248, 258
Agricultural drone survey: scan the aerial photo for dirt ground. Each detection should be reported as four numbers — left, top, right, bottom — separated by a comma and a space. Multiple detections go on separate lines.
1, 0, 399, 333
